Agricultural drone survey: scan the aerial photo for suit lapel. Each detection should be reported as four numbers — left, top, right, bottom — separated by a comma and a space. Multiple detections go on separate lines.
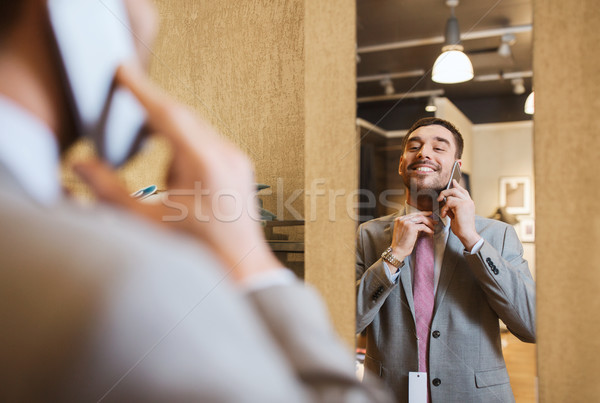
388, 209, 416, 321
433, 230, 463, 315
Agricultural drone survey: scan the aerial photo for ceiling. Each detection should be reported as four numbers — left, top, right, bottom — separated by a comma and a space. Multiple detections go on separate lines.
356, 0, 533, 128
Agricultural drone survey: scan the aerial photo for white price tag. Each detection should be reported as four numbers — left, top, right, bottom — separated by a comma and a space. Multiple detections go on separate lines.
408, 371, 428, 403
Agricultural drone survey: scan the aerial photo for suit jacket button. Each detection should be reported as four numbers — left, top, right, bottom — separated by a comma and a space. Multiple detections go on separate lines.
493, 269, 499, 275
432, 378, 441, 387
432, 330, 440, 338
486, 257, 492, 264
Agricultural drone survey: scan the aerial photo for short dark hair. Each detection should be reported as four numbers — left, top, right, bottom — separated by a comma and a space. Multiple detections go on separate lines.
400, 117, 464, 159
0, 2, 26, 40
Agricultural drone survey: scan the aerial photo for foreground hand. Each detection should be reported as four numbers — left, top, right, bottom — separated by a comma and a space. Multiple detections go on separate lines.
74, 64, 281, 284
389, 212, 435, 272
438, 180, 480, 250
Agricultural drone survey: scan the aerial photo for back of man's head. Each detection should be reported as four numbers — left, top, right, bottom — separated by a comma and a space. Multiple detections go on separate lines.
401, 117, 464, 159
0, 2, 26, 40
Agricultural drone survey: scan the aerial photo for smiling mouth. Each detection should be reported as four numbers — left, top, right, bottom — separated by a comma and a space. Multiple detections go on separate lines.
411, 166, 436, 173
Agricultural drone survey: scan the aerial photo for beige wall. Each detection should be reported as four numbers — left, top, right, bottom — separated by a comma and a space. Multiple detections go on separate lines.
535, 0, 600, 401
471, 121, 534, 218
149, 0, 356, 346
150, 0, 305, 221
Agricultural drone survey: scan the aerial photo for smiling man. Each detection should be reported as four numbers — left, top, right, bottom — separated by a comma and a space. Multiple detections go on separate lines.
356, 117, 536, 403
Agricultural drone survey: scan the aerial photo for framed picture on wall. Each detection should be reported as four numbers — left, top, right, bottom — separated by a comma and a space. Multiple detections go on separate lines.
499, 176, 531, 215
519, 217, 535, 243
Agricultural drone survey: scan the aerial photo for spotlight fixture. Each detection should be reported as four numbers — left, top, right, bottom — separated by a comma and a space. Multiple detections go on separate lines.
498, 33, 516, 58
511, 78, 525, 95
380, 76, 395, 95
425, 96, 438, 112
524, 91, 534, 115
432, 0, 474, 84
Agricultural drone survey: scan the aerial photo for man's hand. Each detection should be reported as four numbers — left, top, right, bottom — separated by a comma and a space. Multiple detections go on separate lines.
388, 212, 435, 273
74, 64, 281, 285
437, 179, 481, 250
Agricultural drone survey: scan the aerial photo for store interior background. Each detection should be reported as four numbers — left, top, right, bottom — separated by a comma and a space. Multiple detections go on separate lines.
61, 1, 599, 401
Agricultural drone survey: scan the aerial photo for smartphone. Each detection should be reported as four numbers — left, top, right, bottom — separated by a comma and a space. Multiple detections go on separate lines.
47, 0, 147, 166
445, 161, 462, 191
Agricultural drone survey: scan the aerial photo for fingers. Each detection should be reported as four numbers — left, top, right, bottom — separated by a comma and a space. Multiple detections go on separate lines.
115, 64, 170, 128
438, 180, 470, 202
115, 64, 218, 151
407, 217, 435, 231
400, 211, 433, 221
74, 159, 168, 223
416, 224, 434, 235
73, 159, 135, 208
394, 213, 435, 232
440, 202, 456, 219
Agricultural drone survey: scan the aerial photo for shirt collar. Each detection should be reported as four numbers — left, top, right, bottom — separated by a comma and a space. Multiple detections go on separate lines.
404, 201, 450, 231
0, 95, 61, 205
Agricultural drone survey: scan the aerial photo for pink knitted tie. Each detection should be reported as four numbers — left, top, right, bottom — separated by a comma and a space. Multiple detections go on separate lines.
413, 233, 435, 374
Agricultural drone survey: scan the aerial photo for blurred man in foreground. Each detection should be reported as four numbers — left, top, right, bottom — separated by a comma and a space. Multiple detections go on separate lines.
0, 1, 392, 401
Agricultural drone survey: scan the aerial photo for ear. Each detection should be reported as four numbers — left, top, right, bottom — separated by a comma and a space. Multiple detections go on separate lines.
398, 156, 404, 176
457, 159, 463, 168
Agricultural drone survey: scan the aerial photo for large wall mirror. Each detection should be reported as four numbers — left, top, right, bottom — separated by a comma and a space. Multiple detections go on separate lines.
355, 0, 536, 401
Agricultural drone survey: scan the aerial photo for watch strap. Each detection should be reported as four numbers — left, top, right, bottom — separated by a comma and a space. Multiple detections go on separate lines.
381, 246, 404, 268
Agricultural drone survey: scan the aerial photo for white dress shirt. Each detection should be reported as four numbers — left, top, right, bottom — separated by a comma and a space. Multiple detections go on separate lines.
0, 96, 61, 205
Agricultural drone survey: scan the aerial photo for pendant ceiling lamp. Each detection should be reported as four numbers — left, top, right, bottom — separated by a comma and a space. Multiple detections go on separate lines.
425, 96, 438, 112
432, 0, 474, 84
524, 91, 534, 115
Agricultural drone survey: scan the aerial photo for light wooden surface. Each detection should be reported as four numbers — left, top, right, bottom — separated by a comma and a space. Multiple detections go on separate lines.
534, 0, 600, 400
502, 331, 537, 403
303, 0, 357, 348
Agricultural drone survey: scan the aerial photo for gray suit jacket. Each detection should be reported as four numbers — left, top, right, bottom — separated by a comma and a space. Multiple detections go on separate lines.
356, 211, 536, 403
0, 167, 393, 403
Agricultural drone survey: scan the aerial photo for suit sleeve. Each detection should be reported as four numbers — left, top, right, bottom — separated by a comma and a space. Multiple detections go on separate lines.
464, 224, 536, 342
355, 223, 399, 334
248, 283, 394, 403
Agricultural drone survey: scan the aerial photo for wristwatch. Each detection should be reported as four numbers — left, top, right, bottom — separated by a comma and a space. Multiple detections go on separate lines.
381, 247, 404, 268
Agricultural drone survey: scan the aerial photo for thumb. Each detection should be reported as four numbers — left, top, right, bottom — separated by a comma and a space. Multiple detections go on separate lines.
73, 159, 136, 209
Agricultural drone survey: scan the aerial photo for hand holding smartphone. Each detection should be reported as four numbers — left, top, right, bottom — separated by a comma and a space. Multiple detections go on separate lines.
439, 160, 462, 212
47, 0, 147, 166
445, 161, 462, 192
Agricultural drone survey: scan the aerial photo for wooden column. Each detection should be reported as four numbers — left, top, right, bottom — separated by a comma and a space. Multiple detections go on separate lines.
534, 1, 600, 400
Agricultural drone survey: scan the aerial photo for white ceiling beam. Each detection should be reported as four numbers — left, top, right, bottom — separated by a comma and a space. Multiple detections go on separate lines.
473, 70, 533, 82
357, 24, 532, 54
357, 89, 445, 103
357, 69, 426, 83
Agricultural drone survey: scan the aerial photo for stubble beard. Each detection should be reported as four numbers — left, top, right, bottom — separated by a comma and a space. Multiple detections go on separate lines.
402, 171, 448, 212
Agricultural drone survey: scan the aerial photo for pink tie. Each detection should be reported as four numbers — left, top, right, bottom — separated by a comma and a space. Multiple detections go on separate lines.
413, 233, 435, 374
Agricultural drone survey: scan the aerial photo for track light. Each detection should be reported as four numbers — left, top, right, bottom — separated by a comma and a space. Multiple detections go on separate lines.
425, 96, 437, 112
511, 78, 525, 95
380, 76, 395, 95
432, 0, 473, 84
498, 33, 516, 58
